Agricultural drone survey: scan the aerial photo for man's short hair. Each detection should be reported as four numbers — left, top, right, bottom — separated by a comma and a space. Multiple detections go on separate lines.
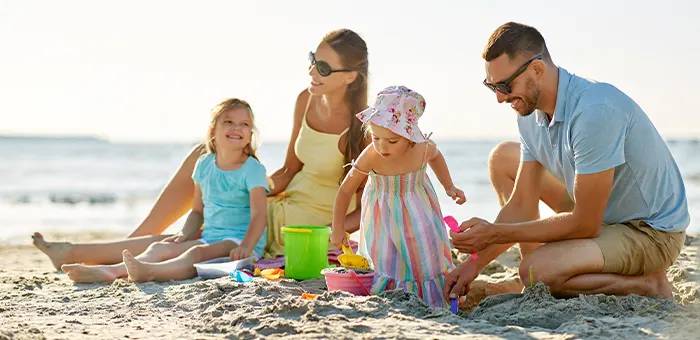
482, 22, 551, 62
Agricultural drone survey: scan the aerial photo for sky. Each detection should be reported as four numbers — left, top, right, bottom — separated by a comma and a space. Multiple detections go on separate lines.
1, 0, 699, 143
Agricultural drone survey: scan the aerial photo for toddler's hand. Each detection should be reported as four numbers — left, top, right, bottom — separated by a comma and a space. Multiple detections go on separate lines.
330, 229, 347, 250
447, 186, 467, 205
230, 246, 251, 261
163, 232, 188, 244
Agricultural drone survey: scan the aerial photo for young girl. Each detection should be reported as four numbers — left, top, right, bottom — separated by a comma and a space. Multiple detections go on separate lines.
62, 98, 269, 283
330, 85, 466, 308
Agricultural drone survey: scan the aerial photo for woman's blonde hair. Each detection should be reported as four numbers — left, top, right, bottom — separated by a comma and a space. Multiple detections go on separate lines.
205, 98, 259, 161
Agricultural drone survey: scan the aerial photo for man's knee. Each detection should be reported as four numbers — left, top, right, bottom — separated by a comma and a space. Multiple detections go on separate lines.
518, 251, 565, 290
488, 141, 520, 177
518, 242, 544, 259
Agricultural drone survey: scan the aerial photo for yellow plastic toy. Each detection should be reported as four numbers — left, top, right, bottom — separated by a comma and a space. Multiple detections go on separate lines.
338, 232, 370, 271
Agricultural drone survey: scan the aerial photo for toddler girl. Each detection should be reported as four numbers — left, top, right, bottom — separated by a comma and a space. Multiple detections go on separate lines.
330, 85, 465, 308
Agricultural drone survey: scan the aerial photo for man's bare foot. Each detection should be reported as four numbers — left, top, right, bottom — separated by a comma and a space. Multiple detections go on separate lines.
61, 264, 119, 283
647, 270, 673, 300
32, 232, 73, 270
123, 250, 155, 282
463, 276, 524, 309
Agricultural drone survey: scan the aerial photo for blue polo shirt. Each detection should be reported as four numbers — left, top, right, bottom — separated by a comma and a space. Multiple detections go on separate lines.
518, 67, 689, 232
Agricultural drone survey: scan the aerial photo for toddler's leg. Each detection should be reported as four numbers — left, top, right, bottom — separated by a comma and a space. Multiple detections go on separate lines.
61, 240, 201, 283
124, 240, 238, 282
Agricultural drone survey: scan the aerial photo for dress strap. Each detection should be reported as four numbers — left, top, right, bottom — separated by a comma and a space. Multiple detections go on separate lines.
302, 94, 313, 122
344, 160, 370, 176
421, 133, 434, 167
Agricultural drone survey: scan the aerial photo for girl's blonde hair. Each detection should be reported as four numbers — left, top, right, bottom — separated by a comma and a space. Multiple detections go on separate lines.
205, 98, 260, 161
362, 122, 416, 147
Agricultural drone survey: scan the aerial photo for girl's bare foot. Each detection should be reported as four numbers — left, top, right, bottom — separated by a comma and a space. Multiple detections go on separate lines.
61, 264, 119, 283
123, 250, 155, 282
32, 232, 73, 270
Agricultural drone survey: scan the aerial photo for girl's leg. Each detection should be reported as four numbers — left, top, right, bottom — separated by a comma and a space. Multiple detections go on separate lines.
61, 240, 203, 283
124, 240, 238, 282
32, 233, 171, 270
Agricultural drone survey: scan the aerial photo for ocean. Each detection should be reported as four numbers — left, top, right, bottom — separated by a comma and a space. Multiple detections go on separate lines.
1, 137, 698, 244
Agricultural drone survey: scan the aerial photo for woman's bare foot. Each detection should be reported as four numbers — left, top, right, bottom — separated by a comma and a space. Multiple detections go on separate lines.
61, 264, 119, 283
123, 250, 155, 282
32, 232, 73, 270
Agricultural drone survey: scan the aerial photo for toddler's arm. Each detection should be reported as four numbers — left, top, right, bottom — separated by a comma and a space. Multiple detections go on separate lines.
427, 143, 466, 205
330, 146, 376, 248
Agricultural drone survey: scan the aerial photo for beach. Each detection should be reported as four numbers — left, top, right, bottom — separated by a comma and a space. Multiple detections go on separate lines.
1, 231, 698, 339
2, 139, 699, 339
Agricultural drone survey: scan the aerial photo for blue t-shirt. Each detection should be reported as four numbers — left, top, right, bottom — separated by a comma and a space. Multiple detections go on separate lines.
518, 67, 689, 232
192, 154, 270, 257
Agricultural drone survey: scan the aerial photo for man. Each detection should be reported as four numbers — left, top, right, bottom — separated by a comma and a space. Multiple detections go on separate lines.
444, 22, 689, 302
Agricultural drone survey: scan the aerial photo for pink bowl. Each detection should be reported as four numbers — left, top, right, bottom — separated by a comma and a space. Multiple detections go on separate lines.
323, 271, 376, 296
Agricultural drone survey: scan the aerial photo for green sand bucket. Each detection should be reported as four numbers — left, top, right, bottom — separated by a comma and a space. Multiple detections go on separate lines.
281, 225, 331, 280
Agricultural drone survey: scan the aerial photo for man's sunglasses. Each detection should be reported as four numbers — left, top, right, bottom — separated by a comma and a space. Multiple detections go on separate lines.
309, 51, 352, 77
483, 55, 542, 94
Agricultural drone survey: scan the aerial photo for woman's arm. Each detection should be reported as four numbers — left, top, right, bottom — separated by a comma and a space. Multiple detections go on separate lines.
267, 90, 310, 196
179, 184, 205, 238
164, 183, 205, 243
230, 187, 268, 260
128, 144, 206, 238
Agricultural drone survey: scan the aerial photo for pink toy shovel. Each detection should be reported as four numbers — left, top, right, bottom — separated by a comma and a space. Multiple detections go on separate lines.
443, 215, 461, 233
443, 215, 479, 314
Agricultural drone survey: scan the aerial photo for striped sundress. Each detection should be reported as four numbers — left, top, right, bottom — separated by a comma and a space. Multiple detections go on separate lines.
356, 151, 455, 309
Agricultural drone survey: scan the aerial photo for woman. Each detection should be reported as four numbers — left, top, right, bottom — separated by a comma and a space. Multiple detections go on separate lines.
32, 28, 369, 272
265, 28, 369, 258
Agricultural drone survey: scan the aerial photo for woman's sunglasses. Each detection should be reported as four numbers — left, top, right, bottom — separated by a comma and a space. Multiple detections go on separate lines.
309, 51, 352, 77
483, 55, 542, 94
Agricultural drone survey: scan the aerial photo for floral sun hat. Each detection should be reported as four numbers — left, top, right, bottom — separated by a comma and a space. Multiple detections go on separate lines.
356, 85, 428, 143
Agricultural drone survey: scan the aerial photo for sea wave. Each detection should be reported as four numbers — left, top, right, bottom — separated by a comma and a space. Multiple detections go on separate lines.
3, 192, 155, 205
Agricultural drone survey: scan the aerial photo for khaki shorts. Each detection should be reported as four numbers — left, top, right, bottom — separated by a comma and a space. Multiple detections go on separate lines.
592, 220, 686, 275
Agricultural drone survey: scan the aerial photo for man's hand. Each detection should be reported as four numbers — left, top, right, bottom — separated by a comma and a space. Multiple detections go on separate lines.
443, 257, 480, 301
450, 217, 498, 254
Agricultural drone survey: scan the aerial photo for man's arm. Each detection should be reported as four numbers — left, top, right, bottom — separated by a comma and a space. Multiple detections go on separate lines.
453, 165, 616, 254
491, 104, 624, 244
451, 160, 546, 266
454, 103, 624, 252
493, 168, 614, 243
445, 159, 546, 299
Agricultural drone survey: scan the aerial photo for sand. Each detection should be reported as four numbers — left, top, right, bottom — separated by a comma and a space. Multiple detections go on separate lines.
1, 232, 698, 339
